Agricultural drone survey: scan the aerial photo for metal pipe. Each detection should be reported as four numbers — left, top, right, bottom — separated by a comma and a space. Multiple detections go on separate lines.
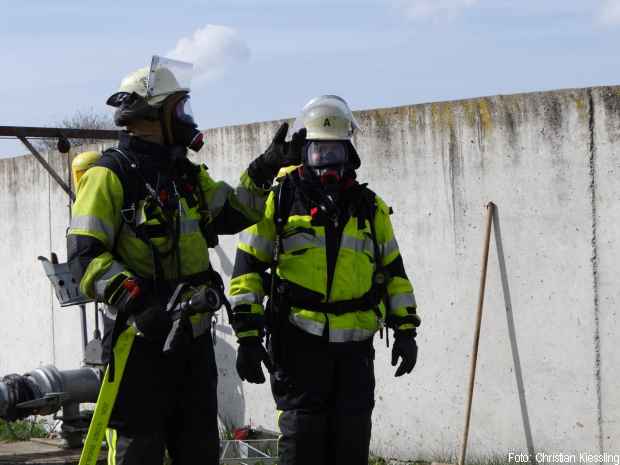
0, 366, 101, 420
94, 302, 100, 336
80, 304, 89, 352
0, 126, 120, 140
58, 368, 101, 402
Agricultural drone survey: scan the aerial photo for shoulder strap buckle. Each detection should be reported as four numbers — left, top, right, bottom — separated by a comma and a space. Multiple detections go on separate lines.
121, 203, 136, 224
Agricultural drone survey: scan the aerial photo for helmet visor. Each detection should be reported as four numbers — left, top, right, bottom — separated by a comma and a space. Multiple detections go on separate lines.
305, 141, 348, 168
175, 96, 196, 125
147, 55, 193, 99
106, 91, 134, 107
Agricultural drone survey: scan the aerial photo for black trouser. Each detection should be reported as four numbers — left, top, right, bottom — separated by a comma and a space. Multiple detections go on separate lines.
104, 326, 219, 465
270, 323, 375, 465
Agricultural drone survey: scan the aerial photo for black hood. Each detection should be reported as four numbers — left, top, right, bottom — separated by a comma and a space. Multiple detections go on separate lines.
346, 141, 361, 170
117, 132, 195, 181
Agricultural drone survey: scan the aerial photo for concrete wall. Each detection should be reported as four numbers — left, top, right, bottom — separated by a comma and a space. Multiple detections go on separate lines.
0, 86, 618, 460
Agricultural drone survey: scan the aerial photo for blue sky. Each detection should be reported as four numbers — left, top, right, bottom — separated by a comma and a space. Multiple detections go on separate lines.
1, 0, 619, 156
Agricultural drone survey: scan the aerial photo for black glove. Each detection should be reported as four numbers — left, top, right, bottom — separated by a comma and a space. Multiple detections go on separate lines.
109, 276, 144, 314
248, 122, 307, 188
110, 277, 172, 343
236, 337, 273, 384
134, 303, 173, 343
391, 330, 418, 377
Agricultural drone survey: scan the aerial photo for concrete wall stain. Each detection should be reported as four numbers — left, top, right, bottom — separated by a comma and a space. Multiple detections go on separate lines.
598, 87, 620, 144
477, 98, 493, 134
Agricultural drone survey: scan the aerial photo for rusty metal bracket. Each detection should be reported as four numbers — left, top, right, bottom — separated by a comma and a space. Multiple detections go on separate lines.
1, 125, 120, 201
18, 135, 76, 201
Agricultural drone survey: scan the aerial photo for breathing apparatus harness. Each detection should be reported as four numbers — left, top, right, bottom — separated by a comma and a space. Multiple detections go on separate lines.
95, 141, 230, 375
267, 169, 399, 368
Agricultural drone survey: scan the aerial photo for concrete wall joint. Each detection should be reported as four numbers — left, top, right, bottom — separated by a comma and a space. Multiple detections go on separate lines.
587, 88, 603, 453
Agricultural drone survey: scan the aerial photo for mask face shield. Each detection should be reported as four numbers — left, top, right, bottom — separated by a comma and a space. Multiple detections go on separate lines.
304, 141, 349, 186
305, 141, 348, 168
174, 96, 196, 125
161, 92, 204, 152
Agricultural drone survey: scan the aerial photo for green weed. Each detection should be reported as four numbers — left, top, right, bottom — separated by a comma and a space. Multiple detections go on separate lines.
0, 418, 48, 442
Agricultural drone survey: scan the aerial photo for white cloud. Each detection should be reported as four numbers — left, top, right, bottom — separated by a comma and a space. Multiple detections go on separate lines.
167, 25, 250, 83
394, 0, 479, 21
598, 0, 620, 25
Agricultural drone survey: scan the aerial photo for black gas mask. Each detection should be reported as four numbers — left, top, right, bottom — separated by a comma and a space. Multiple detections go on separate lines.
160, 93, 204, 152
303, 140, 349, 189
108, 91, 204, 152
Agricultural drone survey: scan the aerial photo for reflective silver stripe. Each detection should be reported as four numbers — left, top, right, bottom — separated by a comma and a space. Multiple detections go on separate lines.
191, 315, 212, 338
93, 261, 126, 300
236, 186, 266, 212
289, 313, 375, 342
380, 238, 399, 258
340, 235, 374, 255
329, 327, 374, 343
209, 184, 233, 214
70, 215, 115, 243
135, 202, 147, 225
180, 218, 201, 234
239, 231, 273, 258
282, 233, 325, 252
229, 292, 261, 307
94, 279, 109, 299
99, 261, 126, 281
389, 293, 417, 309
289, 313, 325, 337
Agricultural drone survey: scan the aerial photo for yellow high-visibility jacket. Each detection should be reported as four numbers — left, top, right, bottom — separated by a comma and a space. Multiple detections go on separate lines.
67, 135, 269, 337
229, 171, 419, 343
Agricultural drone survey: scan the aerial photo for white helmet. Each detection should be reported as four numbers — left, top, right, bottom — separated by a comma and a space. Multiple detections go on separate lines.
107, 56, 193, 108
292, 95, 360, 140
106, 56, 204, 151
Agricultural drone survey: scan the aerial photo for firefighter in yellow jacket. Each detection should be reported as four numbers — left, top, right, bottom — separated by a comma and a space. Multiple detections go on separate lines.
229, 95, 420, 465
66, 56, 305, 465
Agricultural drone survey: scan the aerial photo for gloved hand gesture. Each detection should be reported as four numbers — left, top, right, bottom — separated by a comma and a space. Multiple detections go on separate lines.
236, 337, 273, 384
391, 330, 418, 377
248, 123, 307, 187
262, 122, 307, 168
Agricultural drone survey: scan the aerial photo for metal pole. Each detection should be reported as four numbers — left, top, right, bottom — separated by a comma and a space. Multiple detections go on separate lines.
459, 202, 495, 465
18, 136, 75, 201
65, 150, 90, 357
0, 125, 120, 140
80, 305, 88, 352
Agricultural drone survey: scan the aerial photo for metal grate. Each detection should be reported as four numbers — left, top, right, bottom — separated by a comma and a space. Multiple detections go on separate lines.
220, 439, 278, 464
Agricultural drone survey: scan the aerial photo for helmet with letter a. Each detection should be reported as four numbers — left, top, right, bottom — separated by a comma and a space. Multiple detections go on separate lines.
291, 95, 362, 183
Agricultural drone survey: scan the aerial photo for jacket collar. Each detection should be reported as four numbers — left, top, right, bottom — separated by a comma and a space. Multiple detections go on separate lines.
118, 132, 191, 175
